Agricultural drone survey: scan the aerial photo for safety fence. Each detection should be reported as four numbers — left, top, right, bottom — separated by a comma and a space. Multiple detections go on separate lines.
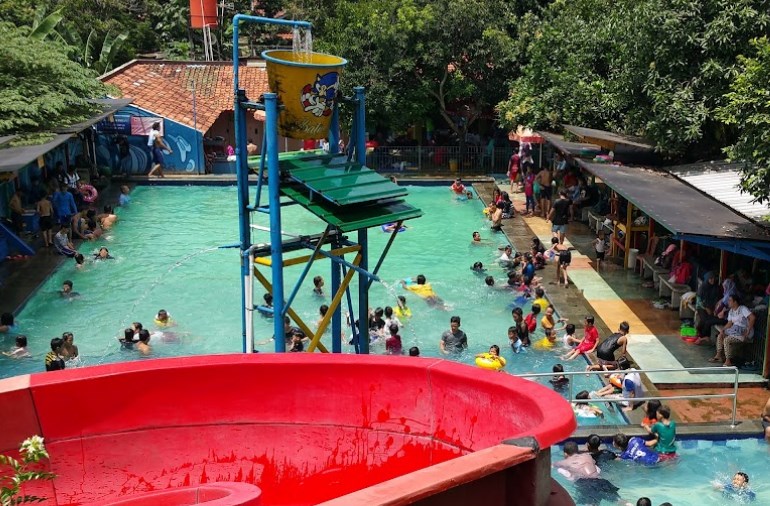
518, 366, 741, 427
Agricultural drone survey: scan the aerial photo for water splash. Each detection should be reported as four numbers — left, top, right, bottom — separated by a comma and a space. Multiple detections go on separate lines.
87, 246, 223, 367
292, 26, 313, 63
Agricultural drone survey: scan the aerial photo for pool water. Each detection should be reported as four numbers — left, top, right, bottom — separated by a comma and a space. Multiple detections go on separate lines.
552, 437, 769, 505
1, 185, 619, 421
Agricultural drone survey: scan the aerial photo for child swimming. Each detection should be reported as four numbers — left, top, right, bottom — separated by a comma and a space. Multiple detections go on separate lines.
713, 472, 756, 502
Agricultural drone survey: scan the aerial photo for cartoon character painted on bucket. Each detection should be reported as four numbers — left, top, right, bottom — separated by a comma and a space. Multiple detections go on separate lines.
300, 72, 339, 117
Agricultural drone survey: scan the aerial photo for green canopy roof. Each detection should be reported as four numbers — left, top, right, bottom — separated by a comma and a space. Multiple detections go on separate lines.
269, 152, 422, 232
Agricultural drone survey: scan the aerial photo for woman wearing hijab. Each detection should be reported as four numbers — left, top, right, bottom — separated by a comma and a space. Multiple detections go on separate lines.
694, 272, 726, 345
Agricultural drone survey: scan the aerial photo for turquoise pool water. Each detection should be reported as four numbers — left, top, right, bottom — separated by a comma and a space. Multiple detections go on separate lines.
552, 437, 769, 505
1, 184, 619, 422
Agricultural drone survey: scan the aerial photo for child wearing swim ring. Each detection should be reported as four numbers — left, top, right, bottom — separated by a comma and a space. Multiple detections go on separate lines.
475, 345, 505, 370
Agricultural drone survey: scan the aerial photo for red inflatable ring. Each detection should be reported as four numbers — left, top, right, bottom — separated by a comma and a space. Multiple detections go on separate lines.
81, 184, 98, 203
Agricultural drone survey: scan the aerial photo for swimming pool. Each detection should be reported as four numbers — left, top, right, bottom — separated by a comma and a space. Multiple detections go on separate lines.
1, 184, 618, 420
552, 437, 768, 505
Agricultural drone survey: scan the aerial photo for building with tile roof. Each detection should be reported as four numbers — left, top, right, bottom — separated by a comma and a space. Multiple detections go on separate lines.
102, 60, 270, 134
98, 59, 306, 174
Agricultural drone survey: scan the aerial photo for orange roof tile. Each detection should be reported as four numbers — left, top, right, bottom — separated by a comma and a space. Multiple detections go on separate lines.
102, 60, 270, 133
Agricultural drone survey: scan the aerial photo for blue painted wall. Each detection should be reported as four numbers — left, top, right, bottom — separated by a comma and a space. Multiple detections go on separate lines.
94, 105, 203, 174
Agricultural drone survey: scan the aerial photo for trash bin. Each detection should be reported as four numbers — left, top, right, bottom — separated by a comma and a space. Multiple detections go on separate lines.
627, 248, 639, 269
449, 159, 458, 173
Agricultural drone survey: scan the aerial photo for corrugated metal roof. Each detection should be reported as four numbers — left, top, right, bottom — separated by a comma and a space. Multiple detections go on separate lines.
665, 160, 770, 221
577, 160, 770, 241
538, 131, 600, 157
563, 124, 655, 151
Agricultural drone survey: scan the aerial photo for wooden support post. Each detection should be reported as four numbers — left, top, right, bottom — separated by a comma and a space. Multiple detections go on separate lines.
624, 201, 633, 268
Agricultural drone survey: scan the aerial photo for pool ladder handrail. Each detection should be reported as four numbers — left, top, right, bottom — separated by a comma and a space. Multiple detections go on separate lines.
517, 366, 741, 428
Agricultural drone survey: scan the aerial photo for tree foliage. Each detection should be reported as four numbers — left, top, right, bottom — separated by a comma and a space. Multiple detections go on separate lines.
498, 0, 770, 156
718, 37, 770, 205
0, 22, 109, 137
315, 0, 536, 140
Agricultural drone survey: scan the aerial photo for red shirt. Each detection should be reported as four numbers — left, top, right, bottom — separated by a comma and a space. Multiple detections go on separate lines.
386, 335, 403, 354
583, 326, 599, 347
524, 313, 537, 333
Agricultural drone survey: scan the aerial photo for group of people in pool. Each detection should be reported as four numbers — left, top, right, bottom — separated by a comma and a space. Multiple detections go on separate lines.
554, 433, 756, 504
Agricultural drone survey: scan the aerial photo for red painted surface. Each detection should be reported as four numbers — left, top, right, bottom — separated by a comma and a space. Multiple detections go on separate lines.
83, 483, 262, 506
189, 0, 217, 29
0, 354, 575, 505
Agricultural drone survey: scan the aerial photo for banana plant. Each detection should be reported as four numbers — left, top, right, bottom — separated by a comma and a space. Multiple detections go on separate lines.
28, 7, 63, 40
58, 24, 129, 75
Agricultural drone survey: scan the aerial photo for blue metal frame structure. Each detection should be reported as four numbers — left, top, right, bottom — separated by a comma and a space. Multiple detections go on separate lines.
232, 15, 400, 355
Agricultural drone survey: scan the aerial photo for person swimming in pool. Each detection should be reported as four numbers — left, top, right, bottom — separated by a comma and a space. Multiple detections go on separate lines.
401, 274, 446, 309
94, 247, 114, 260
713, 472, 756, 502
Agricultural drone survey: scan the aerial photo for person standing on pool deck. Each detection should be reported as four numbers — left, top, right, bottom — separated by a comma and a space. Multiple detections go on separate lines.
548, 190, 572, 244
36, 192, 54, 247
147, 122, 173, 178
52, 185, 77, 225
440, 316, 467, 355
535, 165, 553, 218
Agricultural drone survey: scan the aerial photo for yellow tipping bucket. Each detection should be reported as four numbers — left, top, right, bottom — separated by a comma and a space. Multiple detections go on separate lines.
261, 50, 348, 140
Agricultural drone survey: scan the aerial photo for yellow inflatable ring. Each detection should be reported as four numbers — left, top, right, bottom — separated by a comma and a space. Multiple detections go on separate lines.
483, 207, 490, 215
609, 373, 623, 389
154, 316, 173, 327
475, 353, 506, 371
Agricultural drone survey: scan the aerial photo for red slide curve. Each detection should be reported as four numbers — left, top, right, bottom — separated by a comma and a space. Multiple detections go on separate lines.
0, 354, 575, 505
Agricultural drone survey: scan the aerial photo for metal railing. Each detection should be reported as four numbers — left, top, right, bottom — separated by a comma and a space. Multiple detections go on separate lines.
365, 146, 535, 175
518, 366, 741, 427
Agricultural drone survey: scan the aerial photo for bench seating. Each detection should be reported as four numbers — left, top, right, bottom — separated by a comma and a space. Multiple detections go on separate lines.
659, 277, 691, 309
587, 211, 604, 234
641, 256, 668, 287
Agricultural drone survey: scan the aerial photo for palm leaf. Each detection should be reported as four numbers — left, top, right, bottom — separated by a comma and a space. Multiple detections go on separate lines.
84, 29, 98, 68
29, 9, 63, 40
98, 31, 129, 74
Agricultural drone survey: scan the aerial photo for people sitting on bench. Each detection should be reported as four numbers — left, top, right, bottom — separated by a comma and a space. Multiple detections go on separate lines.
709, 294, 756, 367
694, 271, 725, 345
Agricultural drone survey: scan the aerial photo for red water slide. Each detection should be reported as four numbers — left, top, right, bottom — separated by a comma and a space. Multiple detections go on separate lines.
0, 354, 575, 505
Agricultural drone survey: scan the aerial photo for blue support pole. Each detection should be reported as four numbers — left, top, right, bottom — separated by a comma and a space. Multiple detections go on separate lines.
354, 86, 369, 354
265, 93, 286, 353
354, 87, 366, 165
331, 235, 342, 353
233, 15, 248, 353
329, 103, 340, 155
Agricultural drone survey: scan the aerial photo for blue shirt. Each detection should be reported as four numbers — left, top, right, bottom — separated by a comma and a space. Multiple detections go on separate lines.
52, 191, 76, 218
723, 484, 755, 502
620, 437, 659, 465
523, 262, 535, 280
119, 194, 131, 206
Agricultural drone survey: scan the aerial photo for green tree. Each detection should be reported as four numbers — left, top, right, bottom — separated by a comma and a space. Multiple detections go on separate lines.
498, 0, 770, 156
316, 0, 532, 141
0, 22, 109, 139
718, 37, 770, 205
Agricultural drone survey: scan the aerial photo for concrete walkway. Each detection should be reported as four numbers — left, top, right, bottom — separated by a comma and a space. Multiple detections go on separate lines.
487, 180, 764, 386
